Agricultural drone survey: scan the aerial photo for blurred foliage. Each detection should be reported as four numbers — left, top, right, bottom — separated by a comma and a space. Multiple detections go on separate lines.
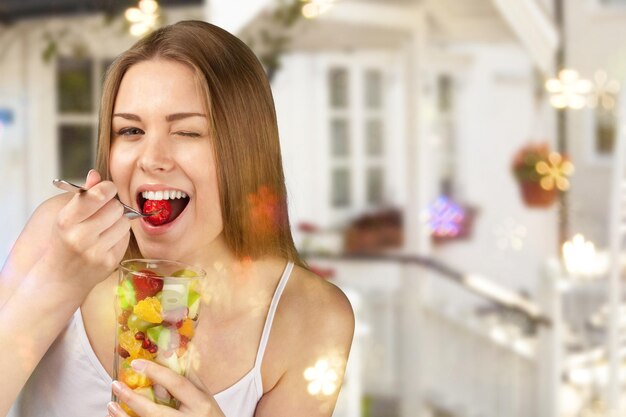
245, 0, 305, 81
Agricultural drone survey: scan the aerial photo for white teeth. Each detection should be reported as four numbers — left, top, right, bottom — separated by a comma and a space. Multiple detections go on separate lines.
141, 190, 189, 200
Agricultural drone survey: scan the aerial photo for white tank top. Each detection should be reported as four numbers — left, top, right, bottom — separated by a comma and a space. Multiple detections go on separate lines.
8, 261, 294, 417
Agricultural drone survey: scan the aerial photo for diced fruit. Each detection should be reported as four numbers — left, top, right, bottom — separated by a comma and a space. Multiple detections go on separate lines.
162, 307, 188, 324
118, 310, 131, 325
119, 330, 143, 358
133, 297, 162, 323
148, 345, 158, 354
133, 269, 164, 301
119, 358, 152, 389
116, 280, 137, 310
142, 339, 151, 349
143, 199, 172, 226
148, 325, 183, 351
161, 280, 189, 311
178, 318, 195, 339
132, 347, 156, 360
117, 346, 130, 359
147, 325, 164, 345
172, 269, 198, 277
134, 331, 145, 341
155, 351, 183, 375
127, 314, 156, 332
187, 290, 201, 320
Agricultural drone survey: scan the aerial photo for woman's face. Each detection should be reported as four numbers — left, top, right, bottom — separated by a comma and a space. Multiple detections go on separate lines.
110, 59, 223, 262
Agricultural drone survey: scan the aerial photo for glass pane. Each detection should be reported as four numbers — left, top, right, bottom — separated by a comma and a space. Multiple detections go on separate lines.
366, 119, 384, 156
367, 167, 384, 205
57, 57, 93, 113
59, 124, 94, 179
331, 119, 350, 157
332, 168, 351, 207
438, 74, 453, 112
329, 68, 348, 108
365, 70, 382, 109
596, 108, 616, 154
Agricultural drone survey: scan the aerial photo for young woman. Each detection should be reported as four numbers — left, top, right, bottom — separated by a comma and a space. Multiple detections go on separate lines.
0, 20, 354, 417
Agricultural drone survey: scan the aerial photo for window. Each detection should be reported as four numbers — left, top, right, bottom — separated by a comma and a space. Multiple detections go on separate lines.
56, 57, 113, 180
327, 62, 388, 215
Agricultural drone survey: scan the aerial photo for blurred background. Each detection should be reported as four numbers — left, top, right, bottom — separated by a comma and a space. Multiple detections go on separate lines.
3, 0, 626, 416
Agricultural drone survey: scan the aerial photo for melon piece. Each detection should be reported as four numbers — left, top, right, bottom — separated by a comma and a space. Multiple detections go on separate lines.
187, 290, 201, 320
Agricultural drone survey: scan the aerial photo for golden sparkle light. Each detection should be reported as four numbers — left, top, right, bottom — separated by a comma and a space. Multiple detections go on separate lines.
301, 0, 336, 19
535, 152, 574, 191
588, 70, 620, 110
304, 359, 339, 396
562, 234, 598, 277
545, 69, 593, 109
125, 0, 160, 37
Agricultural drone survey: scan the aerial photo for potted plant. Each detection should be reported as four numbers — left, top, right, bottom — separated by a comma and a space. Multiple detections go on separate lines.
511, 143, 574, 207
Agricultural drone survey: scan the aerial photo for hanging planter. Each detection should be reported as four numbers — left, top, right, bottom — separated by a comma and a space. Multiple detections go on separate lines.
518, 180, 557, 207
511, 142, 574, 208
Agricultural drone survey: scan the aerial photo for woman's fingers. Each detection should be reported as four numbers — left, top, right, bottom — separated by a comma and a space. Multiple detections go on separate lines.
60, 180, 118, 226
128, 360, 211, 410
84, 169, 101, 189
110, 381, 179, 417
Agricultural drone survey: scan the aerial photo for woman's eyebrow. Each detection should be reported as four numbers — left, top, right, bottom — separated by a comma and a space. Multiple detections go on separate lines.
165, 112, 207, 121
113, 113, 141, 121
112, 113, 207, 122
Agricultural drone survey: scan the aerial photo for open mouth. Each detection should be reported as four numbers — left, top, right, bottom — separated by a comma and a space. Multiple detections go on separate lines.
137, 190, 190, 226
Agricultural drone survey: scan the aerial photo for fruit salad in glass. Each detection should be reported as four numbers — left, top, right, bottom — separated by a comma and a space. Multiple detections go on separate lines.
113, 259, 206, 416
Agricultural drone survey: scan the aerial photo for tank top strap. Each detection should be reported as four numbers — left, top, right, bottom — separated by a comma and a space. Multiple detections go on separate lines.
254, 261, 294, 369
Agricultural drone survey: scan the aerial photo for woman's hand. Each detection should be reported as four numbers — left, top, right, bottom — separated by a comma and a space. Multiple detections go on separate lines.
107, 359, 225, 417
44, 169, 131, 295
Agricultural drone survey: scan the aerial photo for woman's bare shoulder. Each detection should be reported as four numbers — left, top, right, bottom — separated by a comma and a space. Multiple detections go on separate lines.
280, 264, 355, 356
0, 193, 71, 304
258, 264, 355, 405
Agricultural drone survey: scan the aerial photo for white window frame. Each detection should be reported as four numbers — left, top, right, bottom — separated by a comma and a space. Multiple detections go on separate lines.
318, 52, 401, 226
55, 56, 111, 182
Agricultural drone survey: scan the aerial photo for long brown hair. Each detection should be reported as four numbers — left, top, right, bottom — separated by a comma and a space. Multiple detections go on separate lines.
96, 20, 305, 267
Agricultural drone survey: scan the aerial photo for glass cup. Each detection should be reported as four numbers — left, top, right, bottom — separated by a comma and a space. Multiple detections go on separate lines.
112, 259, 206, 416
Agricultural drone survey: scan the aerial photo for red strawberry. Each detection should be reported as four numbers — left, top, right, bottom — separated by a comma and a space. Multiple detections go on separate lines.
133, 269, 163, 301
143, 199, 172, 226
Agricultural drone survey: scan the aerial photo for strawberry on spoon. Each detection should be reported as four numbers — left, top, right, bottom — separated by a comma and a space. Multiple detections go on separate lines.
143, 200, 172, 226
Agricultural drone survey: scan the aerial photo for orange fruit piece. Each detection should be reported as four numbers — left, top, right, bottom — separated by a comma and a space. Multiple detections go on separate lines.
119, 330, 143, 358
119, 359, 152, 389
178, 318, 195, 339
133, 297, 162, 323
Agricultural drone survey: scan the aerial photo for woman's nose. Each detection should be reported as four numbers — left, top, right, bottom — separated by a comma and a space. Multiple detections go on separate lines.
137, 134, 175, 173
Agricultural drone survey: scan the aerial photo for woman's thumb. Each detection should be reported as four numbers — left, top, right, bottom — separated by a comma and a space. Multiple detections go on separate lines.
84, 169, 101, 189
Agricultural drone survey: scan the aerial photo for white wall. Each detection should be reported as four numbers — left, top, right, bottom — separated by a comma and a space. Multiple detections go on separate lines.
433, 44, 558, 304
565, 0, 626, 246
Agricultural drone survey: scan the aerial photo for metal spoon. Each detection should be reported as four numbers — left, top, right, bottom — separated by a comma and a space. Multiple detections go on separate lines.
53, 179, 158, 220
